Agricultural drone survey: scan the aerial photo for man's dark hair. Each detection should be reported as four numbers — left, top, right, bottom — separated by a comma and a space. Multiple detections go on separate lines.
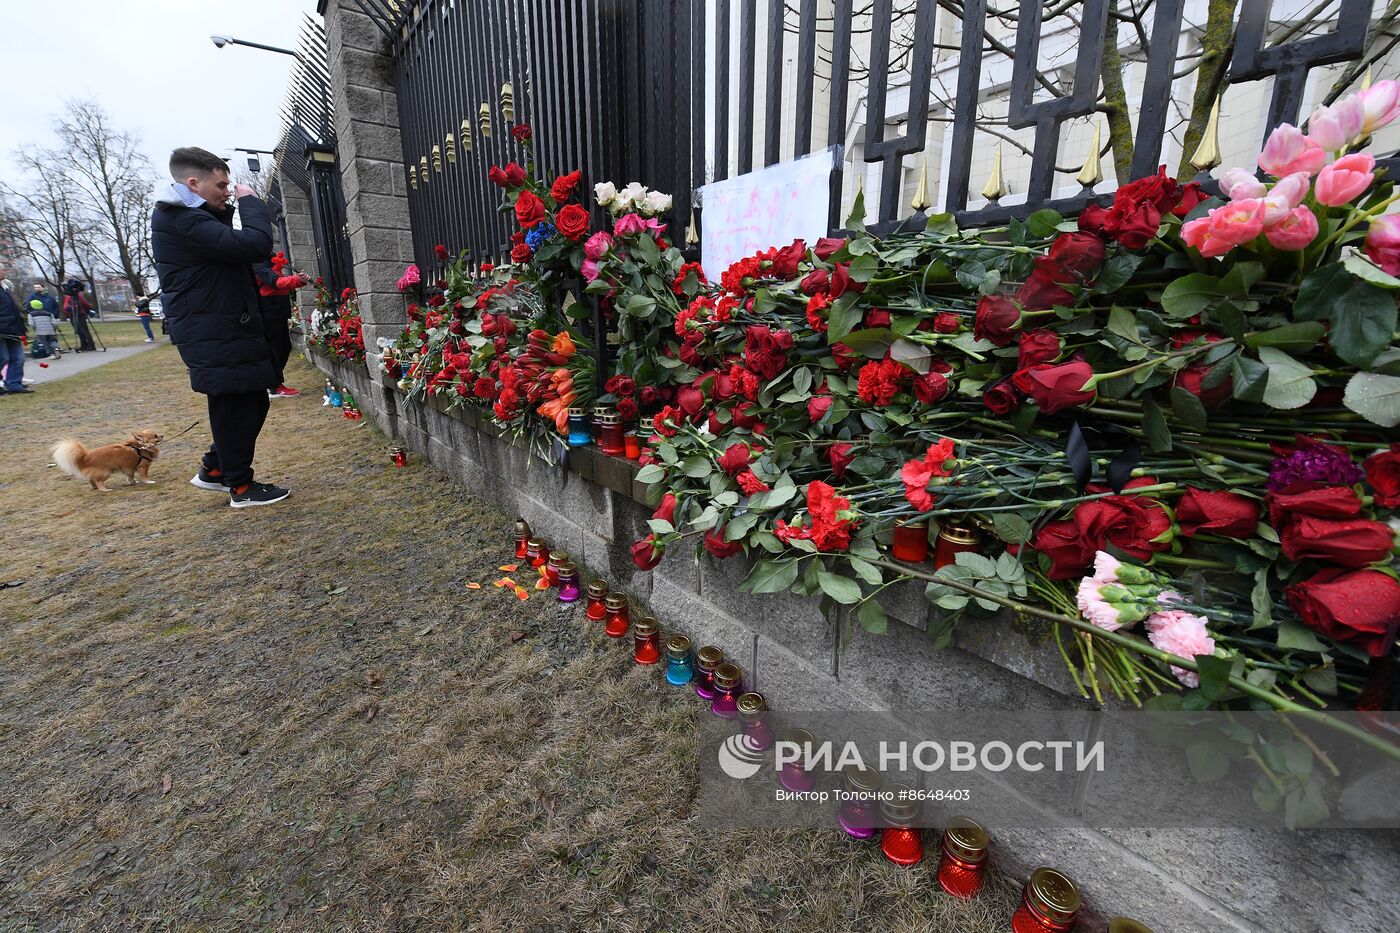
169, 147, 228, 181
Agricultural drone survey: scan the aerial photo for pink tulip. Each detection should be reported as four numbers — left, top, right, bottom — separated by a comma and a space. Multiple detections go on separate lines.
1181, 199, 1267, 258
1364, 214, 1400, 276
1360, 80, 1400, 135
1315, 152, 1376, 206
1218, 167, 1266, 201
1264, 207, 1319, 251
613, 213, 646, 237
1261, 172, 1311, 226
1258, 124, 1327, 177
1307, 96, 1365, 151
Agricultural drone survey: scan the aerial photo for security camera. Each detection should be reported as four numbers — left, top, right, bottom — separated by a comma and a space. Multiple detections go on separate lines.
210, 35, 232, 48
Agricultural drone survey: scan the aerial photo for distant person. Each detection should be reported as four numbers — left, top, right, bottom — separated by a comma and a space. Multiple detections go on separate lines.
28, 282, 60, 321
0, 279, 32, 395
152, 145, 288, 508
63, 279, 96, 351
254, 250, 309, 398
134, 295, 156, 342
28, 298, 60, 358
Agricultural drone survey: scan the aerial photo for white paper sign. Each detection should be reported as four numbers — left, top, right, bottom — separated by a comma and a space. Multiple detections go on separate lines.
699, 147, 836, 277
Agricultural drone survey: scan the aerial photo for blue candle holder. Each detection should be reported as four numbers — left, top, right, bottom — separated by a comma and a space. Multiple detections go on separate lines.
567, 407, 592, 447
664, 634, 694, 686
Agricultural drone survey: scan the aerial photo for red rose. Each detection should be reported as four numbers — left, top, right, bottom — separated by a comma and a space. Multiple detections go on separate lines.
652, 492, 677, 524
717, 442, 752, 476
488, 165, 511, 187
731, 402, 761, 430
677, 384, 706, 417
932, 312, 961, 334
612, 375, 636, 397
1172, 364, 1232, 410
982, 379, 1021, 415
1266, 484, 1362, 528
1018, 329, 1062, 368
435, 243, 450, 261
1078, 203, 1111, 238
703, 527, 744, 559
800, 268, 829, 296
1176, 488, 1260, 538
807, 394, 833, 422
503, 163, 527, 187
511, 243, 533, 263
1033, 484, 1171, 579
511, 123, 532, 142
1286, 568, 1400, 657
1105, 199, 1162, 250
555, 203, 590, 240
1279, 516, 1394, 568
744, 325, 789, 381
770, 239, 806, 279
1016, 258, 1075, 310
1365, 445, 1400, 508
631, 534, 663, 570
829, 263, 865, 298
550, 170, 581, 202
832, 342, 857, 372
814, 237, 847, 260
865, 309, 892, 328
974, 294, 1021, 346
1172, 182, 1208, 218
829, 442, 855, 480
1116, 166, 1182, 213
617, 397, 639, 420
912, 371, 949, 405
639, 386, 660, 408
1012, 361, 1096, 414
515, 190, 547, 228
1046, 231, 1106, 280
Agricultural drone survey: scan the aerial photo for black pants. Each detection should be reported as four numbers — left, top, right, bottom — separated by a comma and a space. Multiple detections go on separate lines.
70, 314, 95, 351
202, 390, 270, 488
266, 315, 292, 386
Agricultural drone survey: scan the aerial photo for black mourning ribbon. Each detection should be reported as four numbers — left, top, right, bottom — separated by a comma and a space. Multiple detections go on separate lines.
1066, 420, 1141, 493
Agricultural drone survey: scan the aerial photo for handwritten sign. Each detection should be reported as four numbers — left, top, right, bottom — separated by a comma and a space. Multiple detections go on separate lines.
699, 147, 836, 277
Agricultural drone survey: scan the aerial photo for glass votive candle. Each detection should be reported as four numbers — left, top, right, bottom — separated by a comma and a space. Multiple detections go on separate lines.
936, 817, 989, 899
664, 634, 694, 685
638, 415, 655, 441
934, 525, 978, 569
598, 412, 625, 456
694, 646, 725, 701
513, 517, 532, 559
591, 405, 611, 444
389, 444, 407, 467
556, 562, 581, 603
1011, 868, 1082, 933
891, 520, 929, 562
567, 407, 591, 447
879, 784, 924, 867
1108, 919, 1154, 933
604, 594, 630, 638
526, 537, 549, 569
736, 692, 774, 751
623, 430, 640, 460
632, 616, 661, 664
710, 663, 743, 719
545, 550, 570, 587
585, 580, 610, 621
778, 727, 816, 791
837, 765, 882, 840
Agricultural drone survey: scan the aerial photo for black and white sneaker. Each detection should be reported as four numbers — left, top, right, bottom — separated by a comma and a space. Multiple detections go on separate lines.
229, 482, 291, 509
190, 467, 227, 491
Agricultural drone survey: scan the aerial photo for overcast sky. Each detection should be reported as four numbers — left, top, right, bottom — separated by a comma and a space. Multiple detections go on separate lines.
0, 0, 319, 184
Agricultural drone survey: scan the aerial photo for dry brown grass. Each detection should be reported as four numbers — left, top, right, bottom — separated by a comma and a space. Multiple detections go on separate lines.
0, 347, 1020, 931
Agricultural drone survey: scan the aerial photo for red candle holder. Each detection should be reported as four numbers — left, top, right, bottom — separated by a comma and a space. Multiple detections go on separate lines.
585, 580, 610, 621
632, 616, 660, 664
934, 525, 978, 569
604, 594, 630, 638
526, 537, 549, 569
878, 784, 923, 867
389, 444, 408, 467
623, 430, 641, 460
1012, 868, 1081, 933
936, 817, 989, 899
513, 517, 532, 559
891, 521, 929, 562
545, 551, 570, 587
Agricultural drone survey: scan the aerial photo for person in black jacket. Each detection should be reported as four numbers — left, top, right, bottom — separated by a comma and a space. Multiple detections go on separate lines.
254, 249, 309, 398
0, 278, 32, 394
152, 146, 288, 508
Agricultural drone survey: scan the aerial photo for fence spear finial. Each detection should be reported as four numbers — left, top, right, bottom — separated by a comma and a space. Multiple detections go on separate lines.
910, 156, 932, 212
445, 133, 456, 164
1363, 65, 1374, 91
420, 155, 430, 185
1077, 120, 1103, 188
479, 103, 492, 139
461, 117, 473, 153
501, 82, 515, 123
685, 208, 700, 247
1189, 97, 1222, 172
982, 145, 1009, 201
432, 144, 442, 172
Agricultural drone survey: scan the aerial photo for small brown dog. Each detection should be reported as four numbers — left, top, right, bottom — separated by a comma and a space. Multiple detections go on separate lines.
52, 429, 164, 491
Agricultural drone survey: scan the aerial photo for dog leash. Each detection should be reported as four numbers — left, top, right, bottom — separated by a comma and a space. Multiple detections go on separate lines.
166, 420, 201, 440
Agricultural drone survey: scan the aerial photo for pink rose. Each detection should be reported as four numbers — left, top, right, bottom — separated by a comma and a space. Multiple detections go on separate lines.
1314, 153, 1376, 206
581, 259, 600, 282
1145, 610, 1216, 688
584, 231, 615, 260
1359, 79, 1400, 136
1307, 96, 1365, 151
1180, 199, 1267, 258
1218, 167, 1266, 201
1258, 124, 1327, 177
1365, 214, 1400, 276
1264, 206, 1319, 251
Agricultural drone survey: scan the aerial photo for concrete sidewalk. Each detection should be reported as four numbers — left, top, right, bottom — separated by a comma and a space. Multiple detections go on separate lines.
17, 342, 161, 386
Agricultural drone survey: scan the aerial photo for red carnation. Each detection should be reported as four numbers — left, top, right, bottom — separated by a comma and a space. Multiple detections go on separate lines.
1175, 488, 1259, 538
901, 438, 956, 511
1012, 361, 1097, 414
1286, 568, 1400, 657
974, 294, 1021, 346
703, 527, 744, 559
435, 243, 450, 261
856, 356, 906, 405
737, 469, 770, 495
556, 203, 590, 240
550, 170, 581, 202
515, 189, 547, 228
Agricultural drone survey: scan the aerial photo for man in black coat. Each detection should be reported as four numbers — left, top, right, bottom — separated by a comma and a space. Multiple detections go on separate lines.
152, 146, 289, 508
0, 278, 31, 395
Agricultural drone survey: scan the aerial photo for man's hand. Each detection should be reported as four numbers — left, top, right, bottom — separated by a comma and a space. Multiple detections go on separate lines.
297, 273, 312, 286
234, 184, 256, 198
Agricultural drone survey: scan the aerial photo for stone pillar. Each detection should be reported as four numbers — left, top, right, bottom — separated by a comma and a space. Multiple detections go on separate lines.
322, 0, 415, 374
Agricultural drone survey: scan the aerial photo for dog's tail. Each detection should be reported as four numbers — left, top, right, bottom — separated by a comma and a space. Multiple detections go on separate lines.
51, 439, 89, 479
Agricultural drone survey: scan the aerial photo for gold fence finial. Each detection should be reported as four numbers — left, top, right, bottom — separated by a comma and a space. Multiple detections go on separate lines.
1363, 65, 1374, 92
419, 155, 430, 184
479, 103, 492, 139
1077, 120, 1103, 188
431, 144, 442, 172
445, 132, 456, 163
460, 117, 474, 153
501, 82, 515, 123
982, 144, 1009, 201
910, 156, 932, 212
685, 207, 700, 247
1189, 97, 1222, 172
409, 162, 418, 189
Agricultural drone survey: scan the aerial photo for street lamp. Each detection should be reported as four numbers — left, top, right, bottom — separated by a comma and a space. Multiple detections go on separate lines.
209, 34, 301, 59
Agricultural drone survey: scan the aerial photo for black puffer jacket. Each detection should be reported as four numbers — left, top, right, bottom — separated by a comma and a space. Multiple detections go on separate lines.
151, 184, 275, 394
0, 288, 25, 338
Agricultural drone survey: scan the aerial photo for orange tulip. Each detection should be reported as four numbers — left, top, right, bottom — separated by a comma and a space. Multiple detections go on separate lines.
551, 331, 576, 357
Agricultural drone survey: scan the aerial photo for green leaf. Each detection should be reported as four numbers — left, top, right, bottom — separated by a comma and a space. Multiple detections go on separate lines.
742, 559, 800, 594
724, 512, 760, 540
1141, 396, 1172, 452
1251, 570, 1273, 630
827, 295, 863, 342
857, 599, 888, 634
1195, 656, 1232, 702
1277, 618, 1326, 653
1092, 253, 1143, 294
889, 338, 932, 374
1258, 347, 1317, 410
1218, 261, 1265, 297
681, 455, 713, 478
1160, 273, 1220, 319
1185, 740, 1231, 782
1344, 372, 1400, 427
634, 464, 667, 485
1169, 386, 1209, 431
924, 212, 958, 238
991, 512, 1033, 544
818, 571, 863, 605
845, 189, 866, 232
792, 366, 813, 395
847, 253, 879, 283
1025, 209, 1063, 238
1342, 249, 1400, 289
647, 519, 674, 535
1106, 306, 1142, 343
1230, 355, 1269, 403
1330, 281, 1397, 367
1243, 322, 1326, 353
1209, 301, 1247, 344
848, 556, 884, 586
745, 485, 798, 510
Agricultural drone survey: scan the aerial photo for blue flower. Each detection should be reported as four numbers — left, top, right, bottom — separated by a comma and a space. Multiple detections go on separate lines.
525, 223, 557, 252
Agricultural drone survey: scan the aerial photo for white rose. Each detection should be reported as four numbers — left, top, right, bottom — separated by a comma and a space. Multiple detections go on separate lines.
643, 190, 673, 215
594, 181, 618, 207
620, 181, 648, 211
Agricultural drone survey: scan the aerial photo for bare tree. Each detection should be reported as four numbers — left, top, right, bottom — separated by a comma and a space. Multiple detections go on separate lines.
0, 147, 76, 288
55, 98, 157, 296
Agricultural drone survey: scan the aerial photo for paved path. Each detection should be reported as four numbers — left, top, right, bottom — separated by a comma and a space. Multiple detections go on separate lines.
19, 341, 161, 386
